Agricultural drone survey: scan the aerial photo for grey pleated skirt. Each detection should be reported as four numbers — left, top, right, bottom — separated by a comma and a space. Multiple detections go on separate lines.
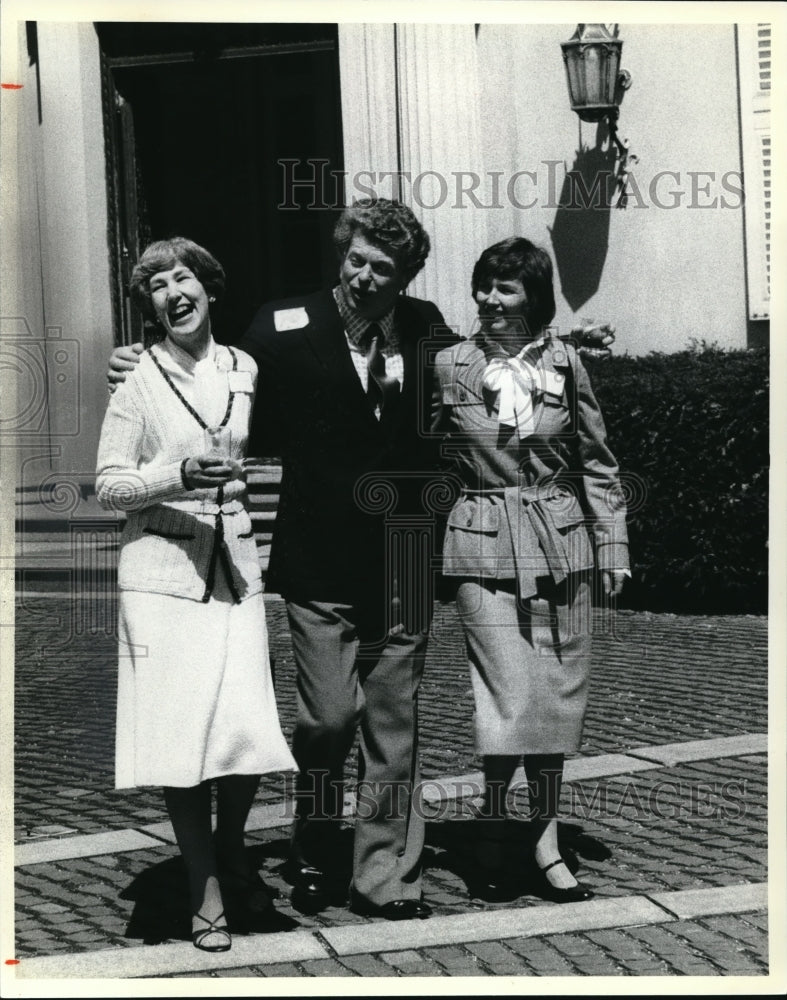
455, 574, 593, 755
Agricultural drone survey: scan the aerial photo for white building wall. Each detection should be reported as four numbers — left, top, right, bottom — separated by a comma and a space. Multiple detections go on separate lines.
2, 19, 759, 501
475, 22, 748, 355
1, 21, 116, 488
33, 22, 115, 480
1, 22, 50, 483
339, 23, 490, 338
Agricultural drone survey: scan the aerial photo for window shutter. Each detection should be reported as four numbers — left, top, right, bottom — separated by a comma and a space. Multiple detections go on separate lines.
738, 23, 771, 320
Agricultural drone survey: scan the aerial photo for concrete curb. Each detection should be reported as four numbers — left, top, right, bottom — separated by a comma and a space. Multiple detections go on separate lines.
12, 883, 767, 980
13, 733, 767, 868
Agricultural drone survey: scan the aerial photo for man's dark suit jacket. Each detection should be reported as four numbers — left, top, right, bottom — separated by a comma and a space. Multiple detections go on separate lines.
237, 288, 455, 607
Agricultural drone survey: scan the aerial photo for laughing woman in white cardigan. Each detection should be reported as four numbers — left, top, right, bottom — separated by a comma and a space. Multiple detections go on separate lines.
96, 238, 296, 953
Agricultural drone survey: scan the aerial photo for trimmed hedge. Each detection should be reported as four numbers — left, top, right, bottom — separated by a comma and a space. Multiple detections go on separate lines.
589, 345, 768, 613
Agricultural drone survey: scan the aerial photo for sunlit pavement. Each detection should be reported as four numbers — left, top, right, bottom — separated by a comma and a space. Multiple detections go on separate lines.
9, 593, 775, 984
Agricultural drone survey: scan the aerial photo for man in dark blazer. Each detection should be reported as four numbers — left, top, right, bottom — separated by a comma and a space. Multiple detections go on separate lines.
107, 200, 614, 921
235, 199, 451, 920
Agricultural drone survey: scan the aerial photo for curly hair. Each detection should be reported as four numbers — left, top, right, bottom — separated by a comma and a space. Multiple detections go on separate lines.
129, 237, 226, 323
471, 237, 556, 333
333, 198, 430, 284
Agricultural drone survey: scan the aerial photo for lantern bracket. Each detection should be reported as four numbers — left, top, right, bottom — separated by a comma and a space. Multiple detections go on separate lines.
561, 25, 636, 208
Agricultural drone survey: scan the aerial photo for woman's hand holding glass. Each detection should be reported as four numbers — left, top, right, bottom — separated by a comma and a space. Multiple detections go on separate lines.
182, 456, 237, 489
183, 428, 242, 488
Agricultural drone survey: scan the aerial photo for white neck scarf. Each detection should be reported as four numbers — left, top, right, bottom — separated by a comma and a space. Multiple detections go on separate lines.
482, 340, 545, 439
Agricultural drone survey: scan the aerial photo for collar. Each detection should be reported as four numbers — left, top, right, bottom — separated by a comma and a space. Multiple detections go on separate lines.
514, 333, 549, 361
476, 330, 551, 363
159, 334, 217, 374
333, 285, 397, 351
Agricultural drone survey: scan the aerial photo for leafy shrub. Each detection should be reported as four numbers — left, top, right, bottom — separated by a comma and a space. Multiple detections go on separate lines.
589, 345, 768, 613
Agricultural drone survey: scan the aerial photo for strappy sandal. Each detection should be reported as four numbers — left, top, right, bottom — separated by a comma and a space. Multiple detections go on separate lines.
192, 910, 232, 952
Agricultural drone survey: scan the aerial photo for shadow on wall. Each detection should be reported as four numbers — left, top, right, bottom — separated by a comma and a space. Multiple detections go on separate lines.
548, 131, 620, 313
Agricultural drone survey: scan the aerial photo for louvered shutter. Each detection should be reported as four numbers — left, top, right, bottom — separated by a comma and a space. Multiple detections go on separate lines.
738, 23, 771, 320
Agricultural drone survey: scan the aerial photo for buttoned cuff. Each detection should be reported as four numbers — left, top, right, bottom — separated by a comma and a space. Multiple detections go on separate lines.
595, 541, 629, 573
180, 459, 194, 491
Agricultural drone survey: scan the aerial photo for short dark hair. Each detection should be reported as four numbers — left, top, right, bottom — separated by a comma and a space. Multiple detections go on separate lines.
471, 237, 556, 332
333, 198, 430, 285
129, 237, 226, 322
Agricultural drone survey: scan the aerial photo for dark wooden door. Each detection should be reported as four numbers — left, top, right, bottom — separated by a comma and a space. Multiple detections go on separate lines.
97, 23, 343, 346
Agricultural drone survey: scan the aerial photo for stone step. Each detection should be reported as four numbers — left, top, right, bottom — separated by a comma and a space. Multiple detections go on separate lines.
15, 508, 277, 533
249, 510, 277, 522
16, 545, 273, 593
14, 521, 121, 537
246, 468, 283, 485
15, 466, 282, 529
15, 539, 119, 558
14, 483, 282, 510
15, 537, 272, 560
14, 467, 281, 590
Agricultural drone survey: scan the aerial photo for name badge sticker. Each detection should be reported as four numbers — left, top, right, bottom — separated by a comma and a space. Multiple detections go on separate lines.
543, 370, 565, 397
228, 370, 254, 393
274, 307, 309, 332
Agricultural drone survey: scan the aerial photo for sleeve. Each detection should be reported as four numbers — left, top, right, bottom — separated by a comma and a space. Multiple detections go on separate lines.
422, 301, 460, 437
430, 350, 453, 438
235, 306, 282, 459
95, 386, 192, 512
571, 351, 630, 572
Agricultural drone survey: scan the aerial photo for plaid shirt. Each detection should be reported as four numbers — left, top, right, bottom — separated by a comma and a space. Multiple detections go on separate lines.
332, 285, 404, 394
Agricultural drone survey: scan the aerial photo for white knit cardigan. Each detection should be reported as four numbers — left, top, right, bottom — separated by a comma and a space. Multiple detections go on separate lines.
96, 340, 263, 603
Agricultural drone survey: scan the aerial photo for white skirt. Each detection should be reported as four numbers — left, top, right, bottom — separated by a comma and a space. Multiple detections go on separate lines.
115, 569, 296, 789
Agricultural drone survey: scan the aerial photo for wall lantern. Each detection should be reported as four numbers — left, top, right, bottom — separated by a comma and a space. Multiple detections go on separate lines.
561, 23, 636, 206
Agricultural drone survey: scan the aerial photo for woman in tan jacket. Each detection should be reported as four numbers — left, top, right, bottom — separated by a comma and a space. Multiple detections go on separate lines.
433, 237, 628, 904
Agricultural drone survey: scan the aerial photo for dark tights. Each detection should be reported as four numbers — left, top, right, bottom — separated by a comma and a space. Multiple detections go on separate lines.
480, 753, 577, 888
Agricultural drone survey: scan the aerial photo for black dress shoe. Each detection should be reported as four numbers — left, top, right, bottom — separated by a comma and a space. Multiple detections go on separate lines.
530, 859, 594, 904
468, 827, 522, 903
219, 868, 278, 916
350, 895, 432, 920
213, 837, 281, 903
243, 906, 300, 934
467, 868, 523, 903
290, 865, 331, 915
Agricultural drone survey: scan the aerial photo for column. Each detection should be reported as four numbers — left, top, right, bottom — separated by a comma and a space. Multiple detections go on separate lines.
36, 22, 114, 478
337, 24, 400, 200
395, 24, 488, 336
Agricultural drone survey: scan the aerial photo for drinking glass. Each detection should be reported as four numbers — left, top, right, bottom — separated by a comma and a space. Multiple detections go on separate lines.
204, 427, 242, 480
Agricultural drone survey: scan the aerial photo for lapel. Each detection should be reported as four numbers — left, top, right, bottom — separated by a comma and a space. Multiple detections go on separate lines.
387, 296, 427, 437
297, 290, 431, 436
454, 335, 494, 404
300, 288, 382, 428
396, 298, 418, 403
300, 288, 354, 376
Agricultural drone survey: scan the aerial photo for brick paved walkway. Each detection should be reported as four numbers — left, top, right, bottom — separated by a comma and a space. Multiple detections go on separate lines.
6, 596, 781, 990
12, 598, 767, 838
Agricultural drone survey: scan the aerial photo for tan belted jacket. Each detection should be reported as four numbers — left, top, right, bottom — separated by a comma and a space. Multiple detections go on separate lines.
431, 333, 629, 599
